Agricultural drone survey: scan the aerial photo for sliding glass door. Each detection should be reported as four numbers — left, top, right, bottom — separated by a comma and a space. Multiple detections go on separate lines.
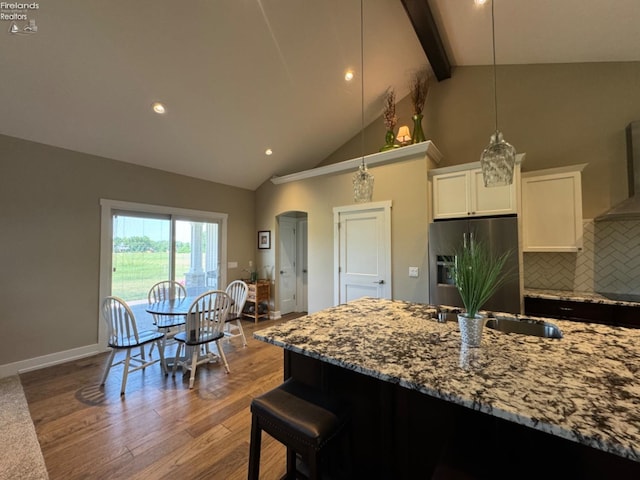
174, 219, 221, 295
111, 213, 172, 302
99, 200, 228, 345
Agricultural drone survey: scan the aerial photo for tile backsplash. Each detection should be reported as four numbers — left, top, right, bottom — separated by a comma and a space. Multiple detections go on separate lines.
524, 219, 640, 294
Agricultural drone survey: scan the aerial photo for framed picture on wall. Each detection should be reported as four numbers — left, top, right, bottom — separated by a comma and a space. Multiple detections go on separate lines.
258, 230, 271, 250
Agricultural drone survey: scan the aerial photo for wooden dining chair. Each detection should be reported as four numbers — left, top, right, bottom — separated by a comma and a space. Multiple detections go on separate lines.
224, 280, 249, 347
100, 296, 166, 395
147, 280, 187, 356
172, 290, 232, 389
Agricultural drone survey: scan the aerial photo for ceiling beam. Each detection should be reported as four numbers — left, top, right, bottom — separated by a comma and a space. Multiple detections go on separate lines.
400, 0, 451, 81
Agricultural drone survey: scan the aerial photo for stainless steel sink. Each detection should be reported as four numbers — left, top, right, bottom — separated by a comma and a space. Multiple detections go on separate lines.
485, 317, 563, 339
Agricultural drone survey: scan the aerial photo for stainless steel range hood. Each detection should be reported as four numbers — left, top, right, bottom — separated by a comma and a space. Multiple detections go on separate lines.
595, 121, 640, 222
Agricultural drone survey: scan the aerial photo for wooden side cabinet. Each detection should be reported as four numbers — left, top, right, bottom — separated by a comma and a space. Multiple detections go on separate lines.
244, 280, 270, 323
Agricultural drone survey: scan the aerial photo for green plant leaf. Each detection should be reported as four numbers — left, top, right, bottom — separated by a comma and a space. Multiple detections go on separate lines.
452, 236, 511, 317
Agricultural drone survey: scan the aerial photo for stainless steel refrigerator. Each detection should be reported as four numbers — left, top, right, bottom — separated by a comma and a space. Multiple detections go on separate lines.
428, 215, 522, 314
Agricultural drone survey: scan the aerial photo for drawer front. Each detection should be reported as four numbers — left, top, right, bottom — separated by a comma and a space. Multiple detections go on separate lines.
247, 284, 257, 301
614, 305, 640, 328
525, 297, 615, 326
246, 282, 268, 302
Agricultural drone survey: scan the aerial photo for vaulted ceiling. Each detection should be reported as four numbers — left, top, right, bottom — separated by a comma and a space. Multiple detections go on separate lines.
3, 1, 640, 190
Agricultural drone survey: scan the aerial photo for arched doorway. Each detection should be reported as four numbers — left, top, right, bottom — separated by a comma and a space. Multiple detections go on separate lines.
277, 211, 308, 315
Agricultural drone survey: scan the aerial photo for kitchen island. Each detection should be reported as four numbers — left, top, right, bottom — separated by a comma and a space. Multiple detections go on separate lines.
255, 297, 640, 478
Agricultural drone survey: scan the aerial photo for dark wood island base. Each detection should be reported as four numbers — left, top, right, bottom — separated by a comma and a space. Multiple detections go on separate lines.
286, 351, 640, 479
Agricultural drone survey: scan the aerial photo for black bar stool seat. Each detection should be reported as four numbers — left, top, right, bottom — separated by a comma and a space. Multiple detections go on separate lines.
248, 378, 350, 480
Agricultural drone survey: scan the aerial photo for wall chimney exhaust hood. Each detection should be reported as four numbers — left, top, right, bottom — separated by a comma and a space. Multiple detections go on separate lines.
595, 121, 640, 222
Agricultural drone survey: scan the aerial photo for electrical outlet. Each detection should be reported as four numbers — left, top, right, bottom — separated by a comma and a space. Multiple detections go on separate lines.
409, 266, 419, 278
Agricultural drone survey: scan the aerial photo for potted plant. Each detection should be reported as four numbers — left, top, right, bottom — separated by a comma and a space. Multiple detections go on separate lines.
409, 67, 430, 143
453, 235, 511, 347
380, 87, 399, 151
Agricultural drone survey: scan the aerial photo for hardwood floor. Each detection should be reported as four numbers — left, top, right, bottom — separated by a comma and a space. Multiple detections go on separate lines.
21, 315, 303, 480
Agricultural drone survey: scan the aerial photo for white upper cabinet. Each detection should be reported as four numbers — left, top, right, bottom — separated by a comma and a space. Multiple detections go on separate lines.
430, 157, 523, 220
521, 164, 586, 252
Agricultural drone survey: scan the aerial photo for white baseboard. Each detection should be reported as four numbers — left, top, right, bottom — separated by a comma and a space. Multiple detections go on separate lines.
0, 344, 106, 379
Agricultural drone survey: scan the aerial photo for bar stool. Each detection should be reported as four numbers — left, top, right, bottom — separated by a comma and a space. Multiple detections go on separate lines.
248, 378, 350, 480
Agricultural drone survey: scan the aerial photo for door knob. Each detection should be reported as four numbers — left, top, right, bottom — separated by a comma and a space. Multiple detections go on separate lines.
280, 270, 284, 274
373, 280, 385, 284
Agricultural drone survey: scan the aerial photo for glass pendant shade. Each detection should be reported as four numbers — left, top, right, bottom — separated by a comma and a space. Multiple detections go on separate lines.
480, 130, 516, 187
353, 162, 374, 203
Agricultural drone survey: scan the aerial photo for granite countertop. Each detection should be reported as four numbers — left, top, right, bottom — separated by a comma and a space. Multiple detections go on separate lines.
255, 297, 640, 463
525, 288, 640, 307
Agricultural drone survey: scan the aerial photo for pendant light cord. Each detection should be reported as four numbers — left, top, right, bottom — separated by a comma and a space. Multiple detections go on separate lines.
360, 0, 365, 167
491, 0, 498, 133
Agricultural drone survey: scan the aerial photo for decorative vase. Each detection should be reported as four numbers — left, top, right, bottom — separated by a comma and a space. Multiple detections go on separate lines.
380, 130, 398, 152
457, 313, 487, 348
412, 113, 426, 144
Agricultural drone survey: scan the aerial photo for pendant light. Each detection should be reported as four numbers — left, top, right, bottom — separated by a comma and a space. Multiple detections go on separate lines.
353, 0, 374, 203
479, 0, 516, 187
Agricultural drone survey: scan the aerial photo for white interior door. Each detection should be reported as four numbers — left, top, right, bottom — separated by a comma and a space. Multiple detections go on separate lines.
278, 216, 297, 315
334, 201, 392, 304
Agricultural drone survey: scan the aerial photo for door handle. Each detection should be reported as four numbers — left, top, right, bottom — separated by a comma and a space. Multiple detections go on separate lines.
280, 270, 284, 274
373, 280, 385, 284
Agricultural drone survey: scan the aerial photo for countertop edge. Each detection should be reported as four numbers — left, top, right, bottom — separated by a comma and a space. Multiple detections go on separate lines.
524, 288, 640, 307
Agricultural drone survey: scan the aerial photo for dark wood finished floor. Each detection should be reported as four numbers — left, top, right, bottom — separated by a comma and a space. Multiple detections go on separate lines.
21, 314, 303, 480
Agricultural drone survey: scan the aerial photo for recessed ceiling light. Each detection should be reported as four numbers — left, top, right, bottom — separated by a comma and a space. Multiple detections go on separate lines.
345, 70, 354, 82
152, 102, 166, 114
265, 148, 273, 156
474, 0, 487, 5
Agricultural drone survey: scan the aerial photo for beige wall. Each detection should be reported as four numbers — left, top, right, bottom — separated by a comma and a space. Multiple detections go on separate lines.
257, 62, 640, 312
0, 134, 255, 371
256, 155, 431, 313
425, 63, 640, 220
324, 63, 640, 219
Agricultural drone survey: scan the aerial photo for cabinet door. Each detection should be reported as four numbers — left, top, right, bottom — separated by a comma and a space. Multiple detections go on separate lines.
470, 169, 518, 216
525, 297, 615, 326
432, 171, 471, 219
521, 168, 583, 252
612, 305, 640, 328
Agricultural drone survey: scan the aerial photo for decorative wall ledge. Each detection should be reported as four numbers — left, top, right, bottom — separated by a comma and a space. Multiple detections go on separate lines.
270, 141, 443, 185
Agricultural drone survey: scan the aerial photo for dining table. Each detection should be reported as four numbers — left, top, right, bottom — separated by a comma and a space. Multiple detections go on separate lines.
145, 295, 201, 320
145, 294, 233, 370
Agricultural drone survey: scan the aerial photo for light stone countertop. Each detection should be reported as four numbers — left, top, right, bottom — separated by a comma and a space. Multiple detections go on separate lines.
255, 297, 640, 463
